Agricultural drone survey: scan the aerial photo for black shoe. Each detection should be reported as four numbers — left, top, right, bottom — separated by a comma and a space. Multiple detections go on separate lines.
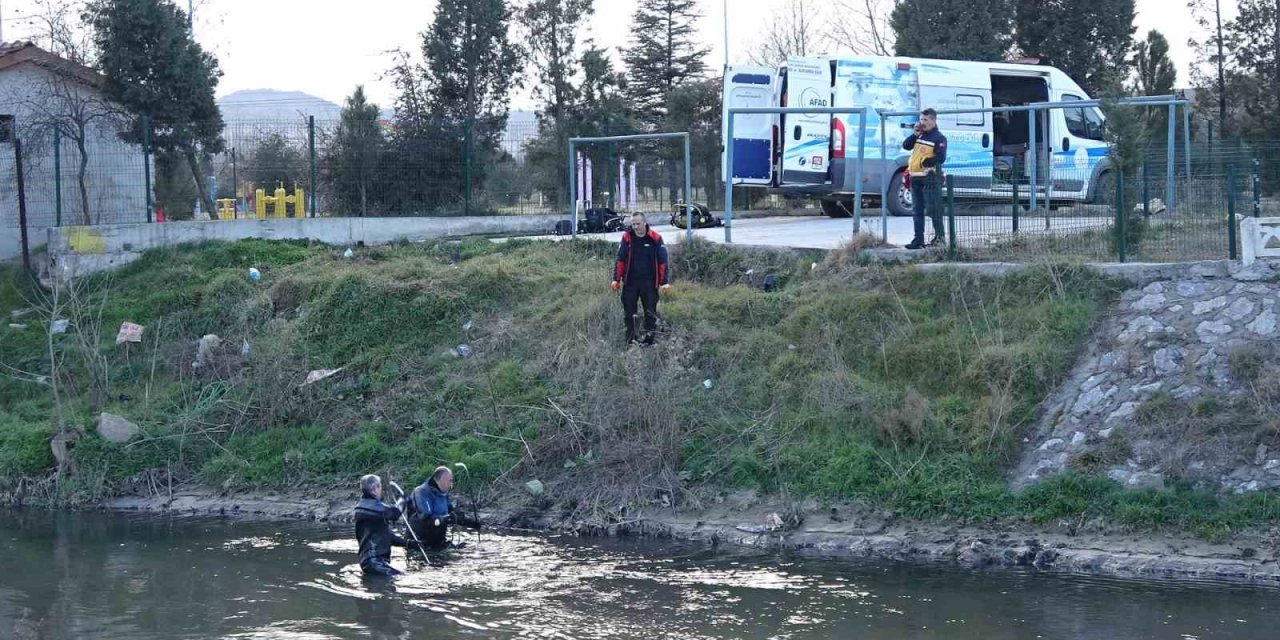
904, 239, 925, 250
641, 334, 656, 347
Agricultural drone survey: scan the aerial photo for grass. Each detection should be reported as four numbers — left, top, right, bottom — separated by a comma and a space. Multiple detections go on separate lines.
2, 237, 1278, 537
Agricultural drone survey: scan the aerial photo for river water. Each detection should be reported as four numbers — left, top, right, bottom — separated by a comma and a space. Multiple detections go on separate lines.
1, 510, 1276, 639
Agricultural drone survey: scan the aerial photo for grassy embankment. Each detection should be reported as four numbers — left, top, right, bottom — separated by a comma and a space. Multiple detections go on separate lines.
2, 238, 1279, 538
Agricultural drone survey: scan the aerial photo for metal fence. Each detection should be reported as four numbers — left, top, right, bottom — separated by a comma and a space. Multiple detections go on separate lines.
917, 142, 1278, 263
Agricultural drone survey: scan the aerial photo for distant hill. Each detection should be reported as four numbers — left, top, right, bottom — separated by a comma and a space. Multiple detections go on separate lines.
218, 90, 343, 122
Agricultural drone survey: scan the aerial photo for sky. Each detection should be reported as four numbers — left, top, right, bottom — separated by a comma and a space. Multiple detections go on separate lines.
0, 0, 1237, 111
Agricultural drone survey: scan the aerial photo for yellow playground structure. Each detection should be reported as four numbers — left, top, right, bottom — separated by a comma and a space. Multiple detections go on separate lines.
216, 184, 308, 220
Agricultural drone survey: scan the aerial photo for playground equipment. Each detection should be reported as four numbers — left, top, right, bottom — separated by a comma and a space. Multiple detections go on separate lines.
216, 199, 237, 220
254, 184, 307, 219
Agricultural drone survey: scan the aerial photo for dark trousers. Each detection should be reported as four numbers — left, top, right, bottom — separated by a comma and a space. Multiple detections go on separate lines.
408, 514, 449, 551
621, 278, 659, 342
911, 173, 945, 243
360, 555, 401, 576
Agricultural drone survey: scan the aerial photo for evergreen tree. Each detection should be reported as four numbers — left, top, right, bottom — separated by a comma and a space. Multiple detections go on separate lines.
387, 0, 521, 213
520, 0, 594, 207
622, 0, 708, 127
85, 0, 224, 213
1221, 0, 1280, 140
324, 86, 384, 216
1013, 0, 1136, 95
1132, 30, 1176, 96
890, 0, 1013, 61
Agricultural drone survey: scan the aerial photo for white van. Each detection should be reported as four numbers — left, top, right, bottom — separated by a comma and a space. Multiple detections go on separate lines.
722, 55, 1112, 217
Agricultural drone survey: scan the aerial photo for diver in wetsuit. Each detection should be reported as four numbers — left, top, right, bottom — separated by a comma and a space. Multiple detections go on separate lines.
353, 474, 413, 576
405, 466, 482, 551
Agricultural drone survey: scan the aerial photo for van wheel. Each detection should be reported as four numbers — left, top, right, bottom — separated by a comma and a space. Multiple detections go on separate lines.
1090, 171, 1115, 205
886, 170, 913, 217
820, 198, 852, 218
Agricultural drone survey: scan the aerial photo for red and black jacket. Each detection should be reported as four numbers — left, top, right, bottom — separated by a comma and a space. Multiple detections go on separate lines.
614, 228, 669, 289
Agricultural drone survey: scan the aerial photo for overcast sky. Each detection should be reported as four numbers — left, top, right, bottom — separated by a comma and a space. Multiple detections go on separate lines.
0, 0, 1235, 111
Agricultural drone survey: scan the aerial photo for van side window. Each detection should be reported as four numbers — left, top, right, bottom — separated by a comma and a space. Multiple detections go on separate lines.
1062, 95, 1105, 141
955, 94, 985, 126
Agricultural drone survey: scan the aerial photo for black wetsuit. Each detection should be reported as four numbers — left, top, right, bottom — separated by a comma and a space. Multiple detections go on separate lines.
354, 497, 408, 576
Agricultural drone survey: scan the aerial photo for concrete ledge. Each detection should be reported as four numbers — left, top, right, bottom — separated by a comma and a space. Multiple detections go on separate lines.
908, 260, 1238, 285
46, 215, 564, 279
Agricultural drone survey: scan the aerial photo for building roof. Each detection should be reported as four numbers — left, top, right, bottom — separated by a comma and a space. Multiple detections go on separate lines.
0, 41, 104, 88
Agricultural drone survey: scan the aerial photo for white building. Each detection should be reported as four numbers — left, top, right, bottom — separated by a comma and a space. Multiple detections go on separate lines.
0, 41, 150, 261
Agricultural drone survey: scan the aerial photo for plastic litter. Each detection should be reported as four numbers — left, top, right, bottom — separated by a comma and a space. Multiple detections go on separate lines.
115, 322, 144, 344
303, 368, 344, 386
462, 320, 474, 332
50, 319, 69, 334
343, 248, 354, 260
248, 267, 261, 282
703, 379, 714, 390
8, 323, 27, 330
240, 339, 252, 358
451, 344, 473, 358
524, 479, 545, 497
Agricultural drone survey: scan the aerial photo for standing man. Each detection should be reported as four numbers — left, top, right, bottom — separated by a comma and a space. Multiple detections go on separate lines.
405, 466, 481, 551
611, 213, 671, 346
353, 474, 410, 577
902, 108, 948, 250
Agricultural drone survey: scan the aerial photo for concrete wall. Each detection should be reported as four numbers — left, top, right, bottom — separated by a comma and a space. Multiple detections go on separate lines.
45, 215, 565, 279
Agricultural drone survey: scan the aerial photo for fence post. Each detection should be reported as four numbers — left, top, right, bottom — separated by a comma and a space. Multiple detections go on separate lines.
1011, 177, 1019, 233
15, 139, 31, 273
464, 118, 473, 216
308, 116, 317, 217
1228, 164, 1238, 261
1141, 159, 1150, 218
946, 179, 956, 260
231, 148, 239, 217
142, 116, 152, 223
53, 127, 62, 227
1116, 167, 1126, 263
1253, 155, 1262, 218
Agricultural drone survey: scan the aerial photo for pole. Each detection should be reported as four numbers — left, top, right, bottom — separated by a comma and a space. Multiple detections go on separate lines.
1043, 108, 1053, 215
724, 113, 734, 243
142, 116, 152, 223
1254, 155, 1262, 218
684, 134, 694, 246
232, 148, 239, 217
1216, 0, 1227, 140
464, 118, 472, 216
1116, 167, 1126, 263
946, 179, 956, 260
386, 482, 433, 566
852, 112, 867, 236
1142, 159, 1150, 218
1166, 104, 1176, 213
880, 112, 888, 240
308, 116, 317, 217
15, 139, 31, 273
1182, 103, 1192, 186
1011, 177, 1019, 233
53, 127, 62, 227
723, 0, 729, 70
1223, 163, 1233, 261
1029, 106, 1038, 213
568, 141, 576, 239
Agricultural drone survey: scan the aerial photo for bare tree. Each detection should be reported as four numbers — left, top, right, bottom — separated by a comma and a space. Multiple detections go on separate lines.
748, 0, 827, 66
28, 0, 96, 66
20, 71, 126, 226
827, 0, 896, 56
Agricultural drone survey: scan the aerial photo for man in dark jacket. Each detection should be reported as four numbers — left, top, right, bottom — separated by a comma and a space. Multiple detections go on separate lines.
611, 213, 671, 346
405, 466, 481, 551
353, 474, 411, 576
901, 107, 948, 250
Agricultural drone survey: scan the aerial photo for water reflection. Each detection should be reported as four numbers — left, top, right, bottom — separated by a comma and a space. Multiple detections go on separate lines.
1, 510, 1278, 639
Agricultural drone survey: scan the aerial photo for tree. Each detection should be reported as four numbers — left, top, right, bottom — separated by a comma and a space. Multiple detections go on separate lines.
85, 0, 225, 214
245, 134, 306, 195
1132, 30, 1176, 96
828, 0, 895, 56
891, 0, 1013, 61
520, 0, 594, 207
20, 70, 125, 225
1222, 0, 1280, 140
387, 0, 521, 213
324, 86, 384, 216
622, 0, 709, 127
1013, 0, 1137, 95
663, 78, 722, 206
749, 0, 825, 66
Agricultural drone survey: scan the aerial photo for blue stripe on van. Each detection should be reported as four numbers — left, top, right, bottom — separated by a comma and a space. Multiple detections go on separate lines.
731, 73, 771, 85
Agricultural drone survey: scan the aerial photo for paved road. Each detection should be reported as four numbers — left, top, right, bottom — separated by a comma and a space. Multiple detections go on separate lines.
521, 213, 1112, 250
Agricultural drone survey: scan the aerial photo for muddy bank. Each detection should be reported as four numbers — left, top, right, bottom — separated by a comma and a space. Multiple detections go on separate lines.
94, 486, 1280, 587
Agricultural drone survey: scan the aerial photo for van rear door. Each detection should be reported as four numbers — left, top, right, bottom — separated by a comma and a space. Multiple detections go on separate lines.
722, 65, 777, 186
780, 57, 831, 185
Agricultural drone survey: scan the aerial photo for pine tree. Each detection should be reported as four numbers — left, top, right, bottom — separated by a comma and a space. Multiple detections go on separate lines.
85, 0, 224, 213
890, 0, 1013, 61
387, 0, 521, 212
520, 0, 594, 207
1013, 0, 1136, 96
325, 86, 384, 216
622, 0, 709, 127
1132, 30, 1176, 96
1221, 0, 1280, 140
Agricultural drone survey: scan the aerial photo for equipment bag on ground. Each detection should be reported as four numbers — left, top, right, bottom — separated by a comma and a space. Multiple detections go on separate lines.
670, 202, 722, 229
